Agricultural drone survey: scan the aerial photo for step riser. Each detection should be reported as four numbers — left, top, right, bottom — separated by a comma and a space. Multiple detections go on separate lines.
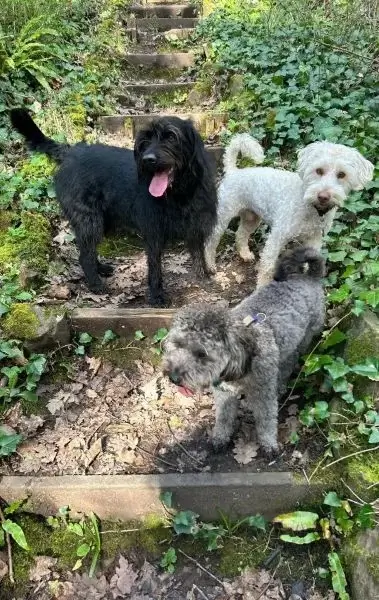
129, 5, 198, 18
118, 81, 194, 98
98, 113, 226, 140
125, 27, 195, 42
2, 473, 324, 521
124, 52, 194, 68
135, 17, 198, 31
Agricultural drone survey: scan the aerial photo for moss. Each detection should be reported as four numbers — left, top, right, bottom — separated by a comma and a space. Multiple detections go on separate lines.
101, 518, 169, 560
3, 303, 39, 339
91, 335, 162, 371
0, 211, 51, 275
219, 534, 267, 576
98, 233, 143, 258
20, 154, 55, 180
346, 452, 379, 502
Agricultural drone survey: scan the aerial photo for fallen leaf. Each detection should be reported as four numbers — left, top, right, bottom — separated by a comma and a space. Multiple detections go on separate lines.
233, 439, 259, 464
86, 388, 98, 399
0, 558, 8, 582
110, 555, 138, 597
46, 284, 71, 300
29, 555, 57, 582
86, 356, 102, 377
85, 437, 104, 468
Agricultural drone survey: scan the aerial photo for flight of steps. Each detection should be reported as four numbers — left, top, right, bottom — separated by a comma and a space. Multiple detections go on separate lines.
97, 0, 225, 171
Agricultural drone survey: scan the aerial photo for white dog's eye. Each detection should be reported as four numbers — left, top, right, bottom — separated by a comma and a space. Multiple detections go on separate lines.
316, 168, 324, 176
337, 171, 346, 179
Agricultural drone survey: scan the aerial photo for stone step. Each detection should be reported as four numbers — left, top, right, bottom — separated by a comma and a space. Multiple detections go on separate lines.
98, 112, 227, 139
117, 80, 195, 98
139, 0, 192, 4
136, 17, 198, 31
129, 4, 198, 17
125, 26, 195, 42
124, 52, 195, 68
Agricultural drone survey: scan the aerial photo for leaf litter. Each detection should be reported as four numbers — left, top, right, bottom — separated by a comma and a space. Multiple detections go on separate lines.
26, 553, 334, 600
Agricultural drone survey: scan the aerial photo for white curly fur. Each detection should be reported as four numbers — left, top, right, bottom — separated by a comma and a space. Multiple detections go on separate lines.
205, 135, 374, 287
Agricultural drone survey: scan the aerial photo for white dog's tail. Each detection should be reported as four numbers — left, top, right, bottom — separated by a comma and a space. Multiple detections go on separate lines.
274, 247, 325, 281
223, 133, 265, 173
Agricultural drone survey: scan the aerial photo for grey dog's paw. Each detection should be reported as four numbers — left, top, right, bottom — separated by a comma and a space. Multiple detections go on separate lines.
261, 444, 281, 462
211, 435, 231, 453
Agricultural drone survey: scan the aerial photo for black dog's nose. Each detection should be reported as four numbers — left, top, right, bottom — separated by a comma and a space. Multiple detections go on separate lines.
142, 153, 157, 165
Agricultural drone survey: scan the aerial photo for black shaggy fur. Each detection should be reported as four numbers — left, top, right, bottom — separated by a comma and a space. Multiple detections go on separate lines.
10, 109, 218, 306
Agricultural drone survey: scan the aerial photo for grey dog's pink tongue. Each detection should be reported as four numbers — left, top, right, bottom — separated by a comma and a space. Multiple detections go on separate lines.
149, 171, 169, 197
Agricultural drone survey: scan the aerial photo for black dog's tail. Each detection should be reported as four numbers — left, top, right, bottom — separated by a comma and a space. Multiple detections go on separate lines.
274, 247, 325, 281
10, 108, 69, 163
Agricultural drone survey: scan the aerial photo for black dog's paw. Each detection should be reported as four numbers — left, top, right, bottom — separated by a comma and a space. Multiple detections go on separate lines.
149, 294, 171, 307
97, 262, 114, 277
88, 280, 109, 294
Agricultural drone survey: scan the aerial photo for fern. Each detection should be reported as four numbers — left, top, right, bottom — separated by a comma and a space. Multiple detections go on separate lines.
1, 15, 63, 88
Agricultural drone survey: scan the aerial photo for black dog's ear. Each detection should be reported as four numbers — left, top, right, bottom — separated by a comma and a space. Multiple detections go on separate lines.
134, 129, 145, 180
184, 119, 205, 179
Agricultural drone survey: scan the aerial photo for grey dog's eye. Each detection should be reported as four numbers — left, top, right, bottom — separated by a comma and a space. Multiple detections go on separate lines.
194, 349, 207, 359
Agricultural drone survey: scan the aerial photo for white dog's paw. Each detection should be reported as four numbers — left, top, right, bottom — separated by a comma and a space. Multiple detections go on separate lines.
238, 249, 255, 263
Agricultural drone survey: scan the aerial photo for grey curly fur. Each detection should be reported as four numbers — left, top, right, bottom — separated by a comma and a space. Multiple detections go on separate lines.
162, 247, 325, 456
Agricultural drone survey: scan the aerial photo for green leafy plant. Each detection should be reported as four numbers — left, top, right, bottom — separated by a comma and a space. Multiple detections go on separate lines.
151, 328, 169, 356
160, 491, 267, 551
47, 507, 101, 576
0, 339, 46, 408
276, 491, 376, 599
101, 329, 117, 345
160, 547, 177, 573
1, 16, 63, 89
74, 332, 93, 356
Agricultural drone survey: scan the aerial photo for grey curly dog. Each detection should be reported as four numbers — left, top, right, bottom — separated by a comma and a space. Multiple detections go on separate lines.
162, 247, 325, 457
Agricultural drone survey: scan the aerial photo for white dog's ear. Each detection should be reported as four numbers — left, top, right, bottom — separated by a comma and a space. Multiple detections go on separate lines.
296, 142, 320, 178
350, 152, 374, 191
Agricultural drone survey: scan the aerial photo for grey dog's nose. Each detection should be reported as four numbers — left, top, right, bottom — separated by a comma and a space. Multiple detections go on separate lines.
169, 370, 182, 385
142, 153, 157, 165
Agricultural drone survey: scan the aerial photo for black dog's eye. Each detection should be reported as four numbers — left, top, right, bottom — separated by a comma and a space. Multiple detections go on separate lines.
194, 349, 207, 359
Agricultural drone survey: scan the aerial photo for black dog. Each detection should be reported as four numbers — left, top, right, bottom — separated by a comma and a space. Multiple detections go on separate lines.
10, 109, 217, 306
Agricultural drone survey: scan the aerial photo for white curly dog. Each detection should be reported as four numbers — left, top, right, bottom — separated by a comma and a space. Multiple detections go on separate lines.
205, 134, 374, 287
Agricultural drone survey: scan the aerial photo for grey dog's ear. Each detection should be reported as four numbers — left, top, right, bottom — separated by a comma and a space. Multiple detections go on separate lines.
223, 321, 260, 379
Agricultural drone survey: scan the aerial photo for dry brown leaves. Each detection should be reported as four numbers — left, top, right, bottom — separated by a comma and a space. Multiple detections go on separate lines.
223, 568, 285, 600
232, 439, 259, 465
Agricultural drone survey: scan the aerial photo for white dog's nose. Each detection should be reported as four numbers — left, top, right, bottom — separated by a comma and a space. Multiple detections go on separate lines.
317, 191, 331, 204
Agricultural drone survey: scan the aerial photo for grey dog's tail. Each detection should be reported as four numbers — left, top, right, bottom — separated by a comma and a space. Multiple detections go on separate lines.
274, 247, 325, 281
10, 108, 69, 163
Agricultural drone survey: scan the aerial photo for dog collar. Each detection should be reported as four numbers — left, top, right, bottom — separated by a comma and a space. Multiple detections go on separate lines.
242, 312, 266, 326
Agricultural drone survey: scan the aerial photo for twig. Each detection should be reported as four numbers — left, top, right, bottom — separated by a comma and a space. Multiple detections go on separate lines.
322, 445, 379, 470
263, 526, 274, 553
136, 445, 180, 470
0, 505, 14, 584
317, 40, 372, 62
308, 453, 328, 482
280, 311, 351, 411
341, 478, 368, 506
101, 525, 171, 534
178, 549, 225, 587
256, 559, 282, 600
302, 467, 310, 485
167, 421, 204, 467
192, 584, 210, 600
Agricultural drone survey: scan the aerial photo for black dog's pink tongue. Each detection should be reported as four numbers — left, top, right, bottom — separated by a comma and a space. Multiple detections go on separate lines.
149, 171, 169, 197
